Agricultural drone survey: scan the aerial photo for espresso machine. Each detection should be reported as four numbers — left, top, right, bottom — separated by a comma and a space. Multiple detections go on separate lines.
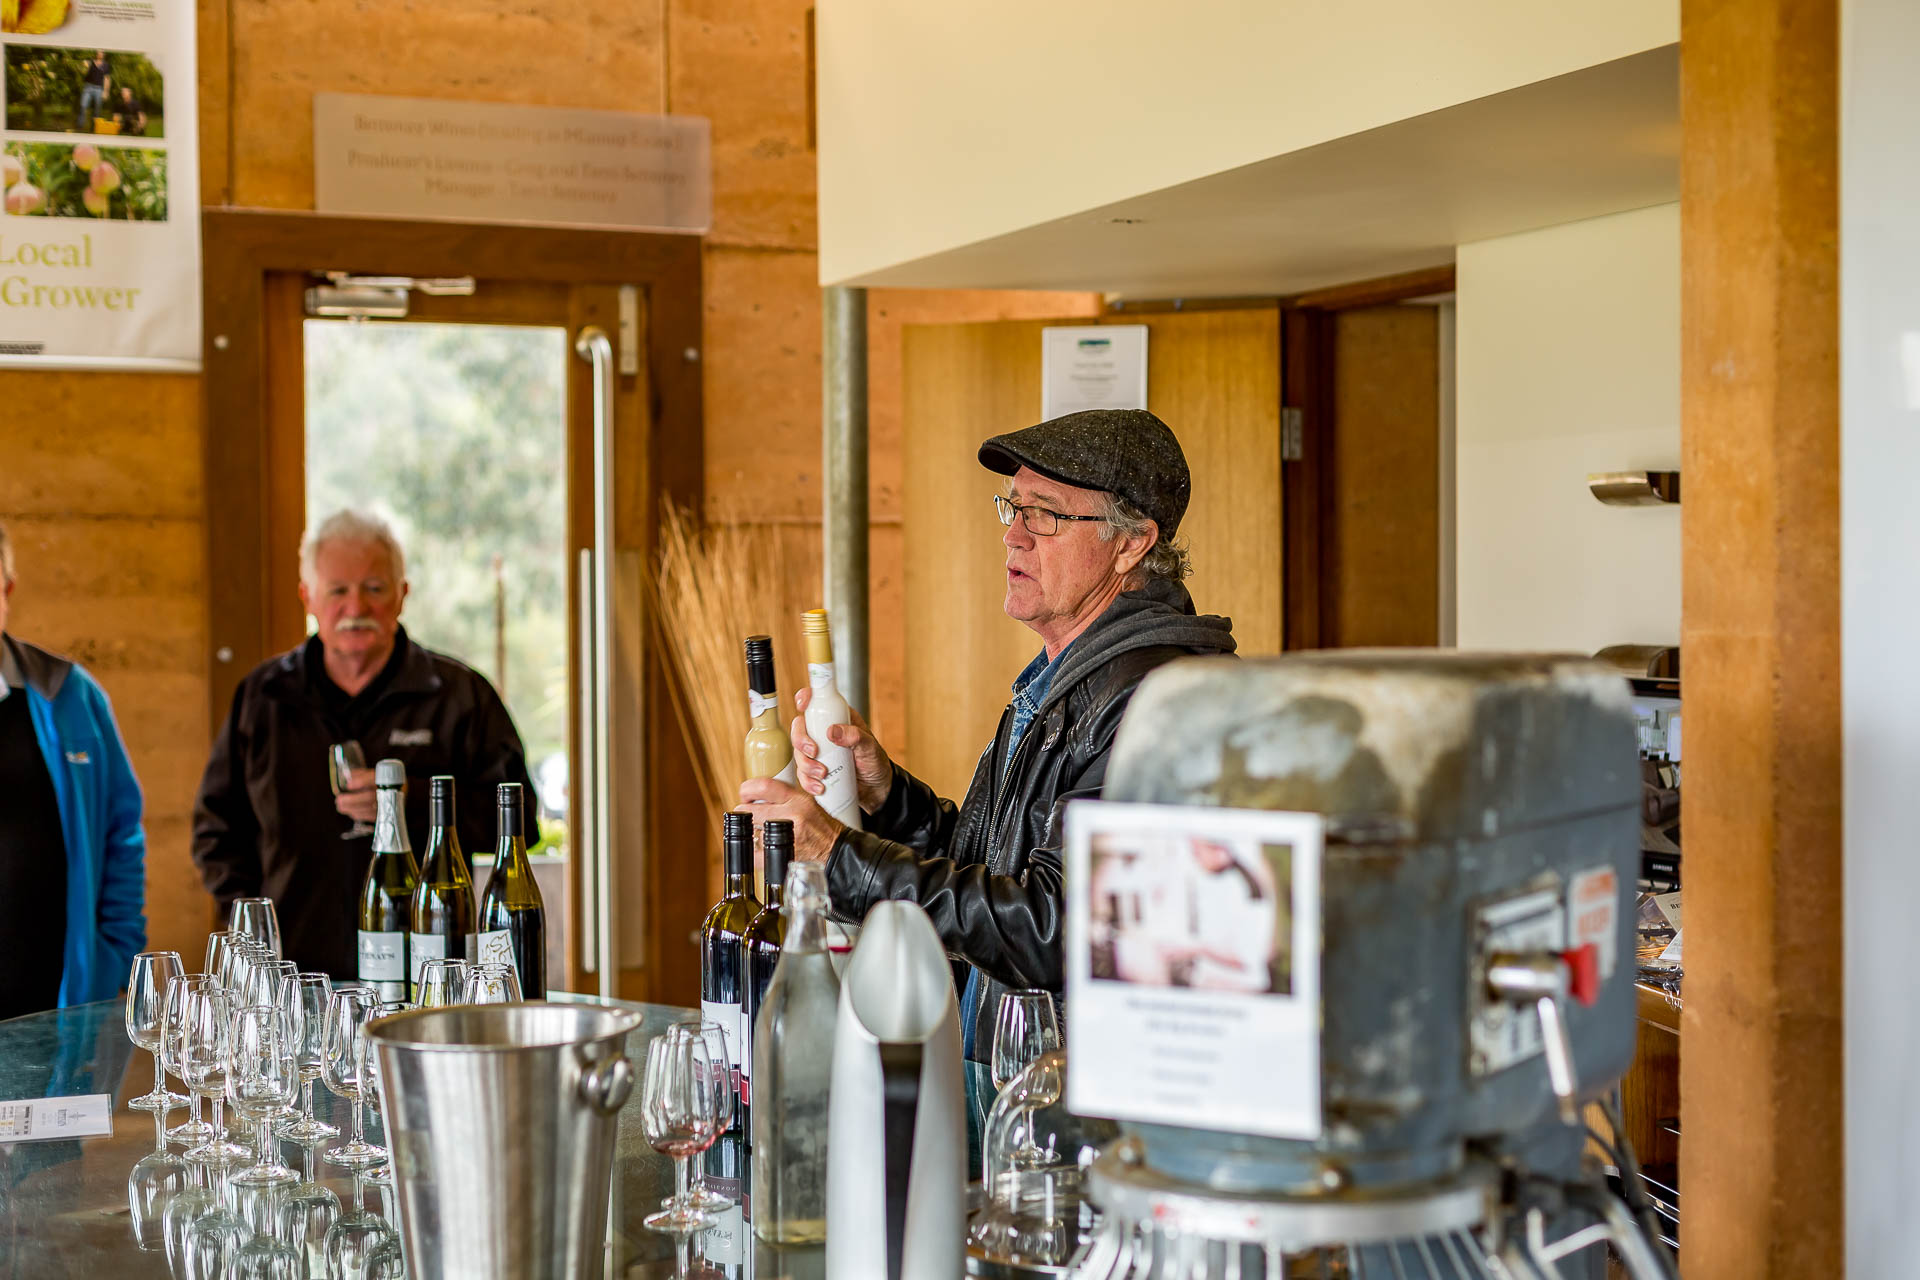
1064, 651, 1676, 1280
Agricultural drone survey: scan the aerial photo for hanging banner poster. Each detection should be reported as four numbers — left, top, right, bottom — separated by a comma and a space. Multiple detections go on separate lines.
0, 0, 200, 370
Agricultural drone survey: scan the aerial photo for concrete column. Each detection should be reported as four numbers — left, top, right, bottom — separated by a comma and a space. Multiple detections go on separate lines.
822, 285, 870, 714
1680, 0, 1841, 1274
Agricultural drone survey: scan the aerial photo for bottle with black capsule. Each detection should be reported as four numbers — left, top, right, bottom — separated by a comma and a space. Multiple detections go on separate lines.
476, 782, 546, 999
737, 818, 793, 1139
408, 775, 476, 995
699, 811, 761, 1122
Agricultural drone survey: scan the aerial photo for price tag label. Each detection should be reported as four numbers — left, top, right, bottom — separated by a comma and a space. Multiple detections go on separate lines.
0, 1094, 114, 1143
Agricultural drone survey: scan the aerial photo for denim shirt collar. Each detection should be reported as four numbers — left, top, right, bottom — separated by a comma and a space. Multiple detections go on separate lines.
1005, 643, 1069, 769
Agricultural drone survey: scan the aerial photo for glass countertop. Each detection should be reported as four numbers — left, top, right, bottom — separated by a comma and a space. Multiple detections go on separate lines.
0, 995, 825, 1278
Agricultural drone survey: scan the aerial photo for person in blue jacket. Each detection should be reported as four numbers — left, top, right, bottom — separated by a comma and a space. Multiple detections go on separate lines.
0, 521, 147, 1018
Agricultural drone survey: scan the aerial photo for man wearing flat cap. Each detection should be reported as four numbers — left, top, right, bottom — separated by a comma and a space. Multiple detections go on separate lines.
739, 408, 1236, 1066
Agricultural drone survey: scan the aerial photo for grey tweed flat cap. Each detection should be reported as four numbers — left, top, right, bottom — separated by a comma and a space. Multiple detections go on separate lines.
978, 408, 1190, 538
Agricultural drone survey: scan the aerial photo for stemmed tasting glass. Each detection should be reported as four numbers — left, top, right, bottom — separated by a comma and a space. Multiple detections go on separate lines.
991, 989, 1061, 1091
228, 1002, 301, 1187
667, 1017, 737, 1213
204, 931, 242, 994
331, 740, 374, 839
227, 1179, 305, 1280
276, 972, 338, 1142
416, 958, 470, 1007
361, 999, 411, 1188
247, 959, 298, 1013
163, 974, 218, 1145
179, 1157, 250, 1280
324, 1172, 397, 1279
322, 985, 387, 1169
127, 1105, 192, 1251
641, 1026, 722, 1233
126, 950, 188, 1110
276, 1142, 340, 1279
229, 897, 282, 958
181, 985, 252, 1165
464, 962, 522, 1004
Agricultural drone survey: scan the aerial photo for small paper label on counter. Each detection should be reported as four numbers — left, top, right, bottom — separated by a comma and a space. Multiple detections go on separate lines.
0, 1094, 113, 1143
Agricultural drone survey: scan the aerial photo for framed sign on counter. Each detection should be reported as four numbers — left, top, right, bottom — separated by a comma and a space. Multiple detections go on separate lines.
0, 0, 200, 370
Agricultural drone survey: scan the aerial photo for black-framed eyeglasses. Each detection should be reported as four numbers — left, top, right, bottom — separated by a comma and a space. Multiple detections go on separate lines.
993, 493, 1106, 537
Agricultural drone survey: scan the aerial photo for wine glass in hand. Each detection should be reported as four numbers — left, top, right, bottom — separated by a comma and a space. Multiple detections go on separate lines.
331, 741, 374, 839
126, 951, 187, 1111
640, 1028, 721, 1233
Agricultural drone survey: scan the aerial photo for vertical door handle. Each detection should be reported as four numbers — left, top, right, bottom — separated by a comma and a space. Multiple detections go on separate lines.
575, 325, 618, 998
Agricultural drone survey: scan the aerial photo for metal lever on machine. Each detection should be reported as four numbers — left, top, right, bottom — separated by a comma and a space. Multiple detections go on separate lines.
1485, 944, 1600, 1126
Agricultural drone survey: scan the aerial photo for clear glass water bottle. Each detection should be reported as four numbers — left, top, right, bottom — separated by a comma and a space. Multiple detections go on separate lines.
750, 861, 840, 1243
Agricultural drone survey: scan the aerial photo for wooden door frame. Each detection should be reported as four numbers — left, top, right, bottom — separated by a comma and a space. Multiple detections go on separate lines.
200, 208, 705, 1002
1278, 264, 1454, 649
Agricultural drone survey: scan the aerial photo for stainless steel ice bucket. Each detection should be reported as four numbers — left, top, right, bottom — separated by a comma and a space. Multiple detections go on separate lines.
368, 1002, 642, 1280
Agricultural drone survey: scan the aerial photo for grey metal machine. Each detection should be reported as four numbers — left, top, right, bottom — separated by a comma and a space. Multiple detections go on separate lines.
1069, 652, 1677, 1280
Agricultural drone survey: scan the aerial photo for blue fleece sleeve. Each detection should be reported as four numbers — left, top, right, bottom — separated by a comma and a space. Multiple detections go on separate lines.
87, 680, 148, 973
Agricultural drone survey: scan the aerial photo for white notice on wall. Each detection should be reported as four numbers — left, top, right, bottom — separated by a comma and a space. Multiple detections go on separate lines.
1041, 325, 1147, 421
1065, 801, 1323, 1140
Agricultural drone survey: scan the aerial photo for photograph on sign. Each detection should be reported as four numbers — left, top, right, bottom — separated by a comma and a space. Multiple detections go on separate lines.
1065, 800, 1323, 1140
1041, 324, 1147, 421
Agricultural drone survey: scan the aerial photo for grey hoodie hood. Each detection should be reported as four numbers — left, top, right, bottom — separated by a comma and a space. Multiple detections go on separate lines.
1039, 578, 1236, 715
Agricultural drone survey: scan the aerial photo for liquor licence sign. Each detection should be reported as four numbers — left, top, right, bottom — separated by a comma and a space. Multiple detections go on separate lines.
313, 93, 711, 235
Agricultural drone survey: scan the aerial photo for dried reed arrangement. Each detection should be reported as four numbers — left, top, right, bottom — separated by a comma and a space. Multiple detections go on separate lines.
647, 502, 820, 864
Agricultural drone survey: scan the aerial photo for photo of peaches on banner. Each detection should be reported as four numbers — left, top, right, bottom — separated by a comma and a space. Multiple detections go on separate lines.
0, 0, 200, 370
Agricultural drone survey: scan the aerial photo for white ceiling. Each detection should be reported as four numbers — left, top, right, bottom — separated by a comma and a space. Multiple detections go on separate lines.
837, 46, 1679, 300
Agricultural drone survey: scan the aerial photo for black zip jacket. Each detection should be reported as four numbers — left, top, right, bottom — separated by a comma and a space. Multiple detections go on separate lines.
190, 628, 535, 980
824, 579, 1236, 1059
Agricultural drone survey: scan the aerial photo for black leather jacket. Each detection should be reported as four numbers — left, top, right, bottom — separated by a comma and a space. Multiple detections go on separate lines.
824, 580, 1235, 1059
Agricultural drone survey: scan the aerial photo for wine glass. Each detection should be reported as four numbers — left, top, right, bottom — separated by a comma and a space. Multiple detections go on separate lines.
246, 958, 298, 1014
180, 1156, 251, 1280
276, 1142, 341, 1279
227, 1179, 304, 1280
641, 1027, 721, 1233
181, 985, 252, 1165
324, 1173, 397, 1279
991, 989, 1061, 1090
276, 972, 339, 1143
322, 985, 387, 1169
126, 950, 188, 1110
127, 1106, 192, 1251
668, 1017, 737, 1213
463, 962, 521, 1004
228, 1002, 301, 1186
161, 1160, 222, 1276
164, 974, 218, 1145
416, 957, 470, 1007
229, 897, 283, 959
361, 999, 411, 1188
205, 931, 241, 994
331, 741, 374, 839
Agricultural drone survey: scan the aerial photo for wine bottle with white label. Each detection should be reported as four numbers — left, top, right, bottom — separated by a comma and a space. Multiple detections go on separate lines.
738, 818, 792, 1138
700, 811, 760, 1130
744, 634, 798, 787
357, 759, 419, 1002
476, 782, 546, 999
408, 775, 476, 995
799, 609, 862, 830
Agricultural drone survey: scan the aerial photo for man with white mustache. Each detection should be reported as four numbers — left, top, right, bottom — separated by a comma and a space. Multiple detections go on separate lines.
190, 509, 536, 981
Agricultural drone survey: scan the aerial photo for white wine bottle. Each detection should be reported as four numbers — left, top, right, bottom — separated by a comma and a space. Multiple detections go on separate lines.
751, 860, 839, 1244
799, 609, 862, 830
357, 759, 419, 1002
476, 782, 546, 999
744, 634, 799, 786
408, 775, 476, 994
